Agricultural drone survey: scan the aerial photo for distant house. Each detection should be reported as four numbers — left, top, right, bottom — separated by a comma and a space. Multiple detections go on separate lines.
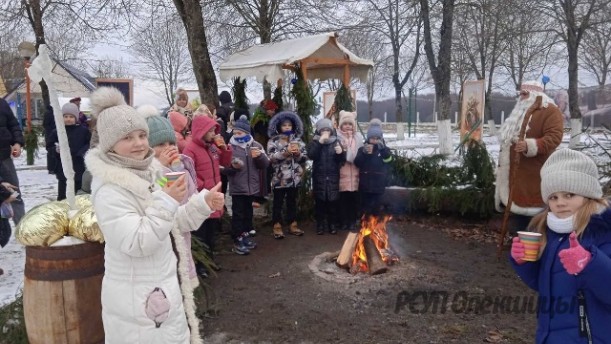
3, 59, 96, 126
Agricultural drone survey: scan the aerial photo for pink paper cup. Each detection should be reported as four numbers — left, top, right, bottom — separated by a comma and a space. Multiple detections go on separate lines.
165, 171, 185, 187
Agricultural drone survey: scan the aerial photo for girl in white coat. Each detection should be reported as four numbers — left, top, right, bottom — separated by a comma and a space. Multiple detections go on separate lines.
85, 87, 224, 344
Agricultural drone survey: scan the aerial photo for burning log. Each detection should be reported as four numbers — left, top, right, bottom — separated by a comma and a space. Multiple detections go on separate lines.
336, 232, 358, 268
363, 236, 388, 275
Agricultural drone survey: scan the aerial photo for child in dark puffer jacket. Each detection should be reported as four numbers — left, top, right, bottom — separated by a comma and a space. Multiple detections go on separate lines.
510, 149, 611, 344
307, 118, 346, 235
354, 118, 392, 217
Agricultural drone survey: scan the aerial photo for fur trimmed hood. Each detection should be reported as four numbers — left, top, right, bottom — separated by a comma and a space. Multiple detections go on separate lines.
268, 111, 304, 138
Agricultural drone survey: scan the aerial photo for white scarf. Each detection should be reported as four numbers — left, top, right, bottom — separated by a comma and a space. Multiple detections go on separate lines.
547, 213, 575, 234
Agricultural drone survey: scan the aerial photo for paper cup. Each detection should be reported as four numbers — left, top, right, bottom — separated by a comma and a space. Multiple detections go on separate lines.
289, 142, 300, 152
517, 231, 542, 261
165, 171, 185, 187
250, 147, 260, 158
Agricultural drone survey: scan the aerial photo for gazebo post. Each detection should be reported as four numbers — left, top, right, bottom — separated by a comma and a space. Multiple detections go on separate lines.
301, 61, 308, 81
343, 64, 351, 88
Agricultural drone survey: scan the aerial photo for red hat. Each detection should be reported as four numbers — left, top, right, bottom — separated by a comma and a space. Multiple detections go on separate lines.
263, 99, 278, 111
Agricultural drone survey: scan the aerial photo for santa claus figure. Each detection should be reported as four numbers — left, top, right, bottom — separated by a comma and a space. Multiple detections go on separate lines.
495, 80, 564, 227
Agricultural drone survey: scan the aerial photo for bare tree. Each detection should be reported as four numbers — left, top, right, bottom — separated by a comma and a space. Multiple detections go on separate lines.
580, 19, 611, 87
499, 0, 560, 92
0, 0, 135, 108
172, 0, 219, 104
420, 0, 456, 154
339, 28, 393, 120
454, 0, 510, 120
537, 0, 610, 120
362, 0, 422, 123
130, 10, 192, 107
0, 29, 26, 93
91, 57, 130, 79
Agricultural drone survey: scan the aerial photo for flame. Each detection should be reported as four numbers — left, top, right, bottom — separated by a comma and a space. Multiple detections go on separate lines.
350, 215, 399, 273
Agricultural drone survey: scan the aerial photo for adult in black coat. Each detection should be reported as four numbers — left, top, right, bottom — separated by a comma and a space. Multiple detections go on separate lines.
42, 105, 57, 174
47, 103, 91, 200
307, 118, 346, 234
0, 98, 25, 225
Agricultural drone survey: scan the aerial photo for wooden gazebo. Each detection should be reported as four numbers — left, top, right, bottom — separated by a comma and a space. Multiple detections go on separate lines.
219, 32, 373, 85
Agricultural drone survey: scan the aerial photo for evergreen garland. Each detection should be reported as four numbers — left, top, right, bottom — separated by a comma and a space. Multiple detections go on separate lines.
272, 85, 283, 110
332, 83, 354, 124
388, 142, 496, 218
290, 64, 316, 142
232, 77, 248, 110
24, 128, 39, 165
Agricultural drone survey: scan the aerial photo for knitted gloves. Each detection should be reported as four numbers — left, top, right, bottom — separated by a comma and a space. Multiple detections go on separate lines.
510, 237, 526, 265
558, 232, 592, 275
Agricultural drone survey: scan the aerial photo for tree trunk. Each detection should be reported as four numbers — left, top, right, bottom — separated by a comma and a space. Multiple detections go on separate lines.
394, 84, 403, 123
28, 0, 50, 110
567, 40, 582, 120
173, 0, 219, 105
421, 0, 455, 154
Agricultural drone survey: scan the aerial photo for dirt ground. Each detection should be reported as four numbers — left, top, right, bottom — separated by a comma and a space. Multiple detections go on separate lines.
198, 214, 537, 344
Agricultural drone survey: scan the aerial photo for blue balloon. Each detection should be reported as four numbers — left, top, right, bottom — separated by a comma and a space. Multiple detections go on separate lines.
542, 75, 550, 85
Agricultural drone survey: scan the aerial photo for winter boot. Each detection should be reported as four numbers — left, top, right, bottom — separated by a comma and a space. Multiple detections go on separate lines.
288, 221, 304, 236
328, 223, 338, 235
273, 223, 285, 239
316, 222, 325, 235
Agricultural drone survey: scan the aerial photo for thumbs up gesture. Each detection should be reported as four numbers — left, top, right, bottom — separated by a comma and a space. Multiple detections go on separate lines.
204, 182, 225, 211
558, 232, 592, 275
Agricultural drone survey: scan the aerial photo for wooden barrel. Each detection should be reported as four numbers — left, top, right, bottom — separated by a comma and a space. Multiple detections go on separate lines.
23, 242, 105, 344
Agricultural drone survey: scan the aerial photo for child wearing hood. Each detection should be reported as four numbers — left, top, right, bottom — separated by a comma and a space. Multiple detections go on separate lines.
168, 88, 194, 121
183, 115, 233, 269
85, 87, 224, 343
267, 111, 308, 239
510, 149, 611, 343
223, 115, 268, 253
336, 110, 364, 231
168, 111, 192, 153
307, 118, 346, 235
354, 118, 393, 217
138, 105, 202, 284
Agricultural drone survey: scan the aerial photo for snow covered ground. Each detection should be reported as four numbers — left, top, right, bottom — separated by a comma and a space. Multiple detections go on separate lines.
1, 127, 609, 307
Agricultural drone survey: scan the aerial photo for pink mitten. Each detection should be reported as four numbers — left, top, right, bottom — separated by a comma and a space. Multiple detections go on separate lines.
145, 288, 170, 328
511, 237, 527, 265
558, 232, 592, 275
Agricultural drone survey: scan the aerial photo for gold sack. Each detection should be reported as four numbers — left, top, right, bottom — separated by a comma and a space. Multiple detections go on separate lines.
69, 205, 105, 243
60, 194, 92, 209
15, 201, 70, 246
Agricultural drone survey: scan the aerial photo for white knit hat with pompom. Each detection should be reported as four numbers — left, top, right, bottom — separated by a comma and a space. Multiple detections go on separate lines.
91, 87, 149, 152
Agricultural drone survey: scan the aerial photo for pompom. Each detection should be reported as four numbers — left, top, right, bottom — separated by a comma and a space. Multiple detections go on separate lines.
239, 115, 248, 121
137, 104, 160, 119
90, 87, 127, 118
370, 118, 382, 126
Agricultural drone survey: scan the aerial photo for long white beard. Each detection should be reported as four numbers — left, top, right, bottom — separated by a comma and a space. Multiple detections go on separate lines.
499, 92, 556, 147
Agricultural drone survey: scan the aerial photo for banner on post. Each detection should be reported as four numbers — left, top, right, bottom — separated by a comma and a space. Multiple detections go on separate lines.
460, 80, 485, 142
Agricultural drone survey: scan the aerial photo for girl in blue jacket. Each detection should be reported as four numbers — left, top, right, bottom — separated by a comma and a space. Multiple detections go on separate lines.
510, 149, 611, 344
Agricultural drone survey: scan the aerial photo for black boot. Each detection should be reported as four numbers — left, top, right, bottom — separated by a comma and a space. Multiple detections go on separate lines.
329, 224, 338, 235
316, 222, 325, 235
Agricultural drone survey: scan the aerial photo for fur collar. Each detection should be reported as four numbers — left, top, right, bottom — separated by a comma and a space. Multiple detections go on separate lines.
85, 147, 157, 199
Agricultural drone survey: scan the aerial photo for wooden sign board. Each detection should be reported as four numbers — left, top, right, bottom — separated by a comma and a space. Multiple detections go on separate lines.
96, 78, 133, 106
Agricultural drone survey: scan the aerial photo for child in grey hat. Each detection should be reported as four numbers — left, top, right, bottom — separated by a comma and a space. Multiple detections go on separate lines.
307, 118, 346, 235
510, 148, 611, 343
354, 118, 393, 217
